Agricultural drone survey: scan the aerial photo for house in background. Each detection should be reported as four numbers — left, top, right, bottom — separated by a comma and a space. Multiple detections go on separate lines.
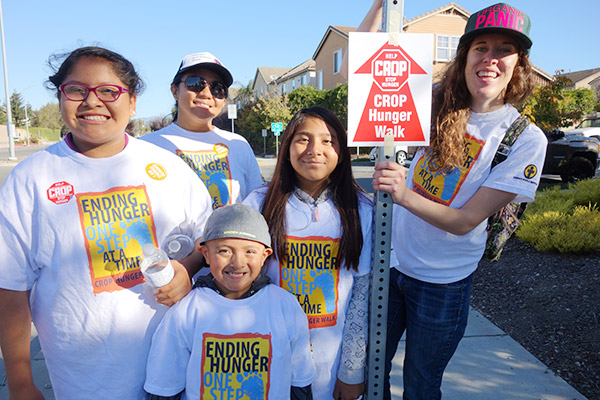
313, 25, 354, 91
251, 61, 316, 100
589, 76, 600, 98
274, 60, 316, 95
245, 2, 554, 105
313, 2, 552, 90
252, 66, 289, 99
557, 68, 600, 96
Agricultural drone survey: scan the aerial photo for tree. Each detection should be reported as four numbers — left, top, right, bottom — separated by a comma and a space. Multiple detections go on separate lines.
322, 83, 348, 129
148, 116, 171, 132
287, 85, 326, 114
562, 88, 597, 125
520, 76, 597, 131
32, 103, 64, 130
9, 91, 26, 126
237, 94, 292, 152
232, 80, 255, 107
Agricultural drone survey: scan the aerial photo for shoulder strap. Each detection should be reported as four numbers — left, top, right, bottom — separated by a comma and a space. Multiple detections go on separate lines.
491, 115, 530, 169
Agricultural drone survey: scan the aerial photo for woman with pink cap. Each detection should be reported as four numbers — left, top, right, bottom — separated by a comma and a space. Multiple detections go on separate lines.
354, 1, 548, 398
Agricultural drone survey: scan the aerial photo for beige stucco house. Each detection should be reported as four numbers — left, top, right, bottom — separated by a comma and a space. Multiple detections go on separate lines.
558, 68, 600, 96
251, 66, 289, 99
313, 2, 552, 90
274, 60, 316, 96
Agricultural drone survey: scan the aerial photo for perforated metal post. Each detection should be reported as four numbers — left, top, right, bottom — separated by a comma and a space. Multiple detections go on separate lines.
366, 1, 404, 398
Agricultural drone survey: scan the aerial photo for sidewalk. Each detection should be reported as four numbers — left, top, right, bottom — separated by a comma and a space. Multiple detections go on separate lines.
0, 308, 586, 399
390, 309, 586, 399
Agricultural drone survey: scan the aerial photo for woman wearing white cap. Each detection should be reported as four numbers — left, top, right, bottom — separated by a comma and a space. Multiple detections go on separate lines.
351, 1, 549, 398
142, 52, 263, 210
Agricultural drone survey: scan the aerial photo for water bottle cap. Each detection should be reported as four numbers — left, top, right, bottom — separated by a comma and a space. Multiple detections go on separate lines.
142, 243, 155, 257
168, 240, 182, 253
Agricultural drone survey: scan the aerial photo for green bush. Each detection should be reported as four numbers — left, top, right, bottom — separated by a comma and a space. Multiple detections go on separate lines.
517, 179, 600, 253
570, 178, 600, 207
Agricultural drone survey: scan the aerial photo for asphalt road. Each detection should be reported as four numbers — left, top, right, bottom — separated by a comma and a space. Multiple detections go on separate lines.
2, 144, 591, 191
0, 146, 380, 193
0, 143, 51, 184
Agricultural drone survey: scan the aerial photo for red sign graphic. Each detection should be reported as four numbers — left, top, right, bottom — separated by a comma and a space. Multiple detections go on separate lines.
353, 42, 427, 143
47, 181, 74, 205
371, 48, 410, 91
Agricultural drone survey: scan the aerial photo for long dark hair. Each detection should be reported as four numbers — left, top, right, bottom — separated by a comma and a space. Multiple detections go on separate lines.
261, 106, 366, 271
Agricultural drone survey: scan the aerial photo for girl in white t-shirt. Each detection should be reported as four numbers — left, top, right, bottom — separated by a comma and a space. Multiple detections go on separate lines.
244, 106, 372, 400
0, 46, 212, 399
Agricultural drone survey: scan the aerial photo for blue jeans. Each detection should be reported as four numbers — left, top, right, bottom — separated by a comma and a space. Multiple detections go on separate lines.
384, 268, 473, 400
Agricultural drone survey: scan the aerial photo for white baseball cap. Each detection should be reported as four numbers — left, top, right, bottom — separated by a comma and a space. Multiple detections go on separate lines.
174, 52, 233, 87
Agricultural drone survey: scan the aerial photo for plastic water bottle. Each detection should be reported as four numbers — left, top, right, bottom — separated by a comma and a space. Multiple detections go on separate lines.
140, 244, 174, 287
164, 234, 195, 260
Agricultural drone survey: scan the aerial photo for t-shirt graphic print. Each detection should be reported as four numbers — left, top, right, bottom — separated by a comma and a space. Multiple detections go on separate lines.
279, 235, 341, 328
412, 133, 484, 206
176, 143, 233, 209
201, 332, 272, 399
77, 184, 158, 294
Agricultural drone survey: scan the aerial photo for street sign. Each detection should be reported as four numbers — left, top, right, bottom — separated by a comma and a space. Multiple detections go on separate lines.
261, 129, 267, 137
271, 122, 283, 136
348, 32, 433, 146
227, 104, 237, 119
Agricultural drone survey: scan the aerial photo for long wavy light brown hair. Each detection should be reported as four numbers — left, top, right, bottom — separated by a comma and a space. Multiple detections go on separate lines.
429, 37, 535, 172
260, 106, 367, 271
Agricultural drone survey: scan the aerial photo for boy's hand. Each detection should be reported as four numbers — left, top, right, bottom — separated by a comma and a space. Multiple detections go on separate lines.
333, 378, 364, 400
154, 261, 191, 306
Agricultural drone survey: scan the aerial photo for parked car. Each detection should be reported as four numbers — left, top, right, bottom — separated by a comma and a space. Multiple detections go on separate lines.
369, 144, 416, 165
564, 116, 600, 140
542, 129, 599, 182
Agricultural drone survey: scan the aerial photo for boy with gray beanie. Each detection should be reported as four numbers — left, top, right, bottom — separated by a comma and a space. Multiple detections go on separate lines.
145, 204, 316, 400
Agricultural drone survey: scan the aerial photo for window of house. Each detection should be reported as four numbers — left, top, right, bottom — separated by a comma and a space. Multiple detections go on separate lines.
436, 35, 460, 61
281, 83, 286, 94
333, 49, 343, 74
301, 75, 306, 86
292, 80, 296, 90
318, 70, 323, 90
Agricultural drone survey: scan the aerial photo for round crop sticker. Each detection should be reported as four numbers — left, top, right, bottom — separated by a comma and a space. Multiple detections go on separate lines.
47, 181, 74, 205
213, 143, 229, 156
146, 163, 167, 180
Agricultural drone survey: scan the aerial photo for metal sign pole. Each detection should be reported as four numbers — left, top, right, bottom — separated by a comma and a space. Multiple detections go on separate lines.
366, 1, 404, 398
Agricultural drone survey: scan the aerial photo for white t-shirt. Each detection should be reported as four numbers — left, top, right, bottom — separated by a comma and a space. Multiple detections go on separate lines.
244, 188, 373, 399
141, 124, 264, 209
145, 285, 316, 400
393, 105, 547, 283
0, 137, 212, 400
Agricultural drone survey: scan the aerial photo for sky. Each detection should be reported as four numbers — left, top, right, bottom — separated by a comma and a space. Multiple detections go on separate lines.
1, 0, 597, 120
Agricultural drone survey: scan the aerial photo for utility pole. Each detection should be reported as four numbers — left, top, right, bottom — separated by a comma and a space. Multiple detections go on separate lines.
367, 1, 404, 399
0, 0, 16, 160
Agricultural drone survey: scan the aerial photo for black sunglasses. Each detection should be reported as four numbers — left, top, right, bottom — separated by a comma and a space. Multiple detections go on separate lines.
183, 76, 228, 99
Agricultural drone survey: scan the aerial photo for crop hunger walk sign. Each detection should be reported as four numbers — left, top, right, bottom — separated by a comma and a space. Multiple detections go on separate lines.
348, 33, 433, 147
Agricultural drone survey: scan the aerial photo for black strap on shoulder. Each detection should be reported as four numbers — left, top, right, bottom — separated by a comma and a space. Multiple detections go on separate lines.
491, 115, 530, 169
